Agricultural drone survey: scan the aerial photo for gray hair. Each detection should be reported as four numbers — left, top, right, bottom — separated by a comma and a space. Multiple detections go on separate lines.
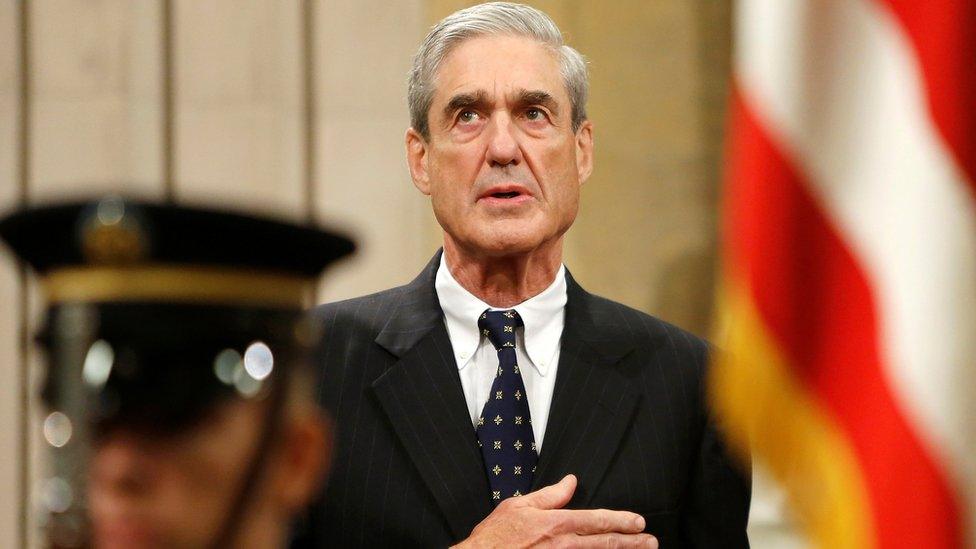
408, 1, 588, 140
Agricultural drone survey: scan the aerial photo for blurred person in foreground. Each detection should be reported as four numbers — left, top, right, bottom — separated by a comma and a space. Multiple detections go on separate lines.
297, 2, 750, 547
0, 197, 354, 548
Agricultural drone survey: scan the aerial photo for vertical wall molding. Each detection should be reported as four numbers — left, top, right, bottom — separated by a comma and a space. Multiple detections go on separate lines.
301, 0, 317, 224
15, 1, 31, 547
16, 3, 29, 201
161, 0, 176, 202
689, 0, 732, 328
695, 0, 732, 214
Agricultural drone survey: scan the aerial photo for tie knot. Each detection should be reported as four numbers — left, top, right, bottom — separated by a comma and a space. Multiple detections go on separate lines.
478, 309, 522, 350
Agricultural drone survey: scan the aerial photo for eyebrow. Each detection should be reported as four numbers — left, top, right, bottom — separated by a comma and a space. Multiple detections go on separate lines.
513, 89, 559, 116
441, 88, 561, 122
442, 91, 491, 122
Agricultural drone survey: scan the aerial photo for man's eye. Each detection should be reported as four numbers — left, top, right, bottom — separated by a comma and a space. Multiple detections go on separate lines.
525, 108, 545, 121
458, 110, 479, 123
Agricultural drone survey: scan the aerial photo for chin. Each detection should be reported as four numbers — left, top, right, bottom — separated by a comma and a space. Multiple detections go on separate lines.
92, 520, 160, 549
474, 233, 547, 257
447, 215, 566, 258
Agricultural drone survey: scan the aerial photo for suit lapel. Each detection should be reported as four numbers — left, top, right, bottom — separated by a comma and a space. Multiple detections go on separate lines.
369, 252, 492, 539
532, 273, 640, 507
368, 256, 639, 531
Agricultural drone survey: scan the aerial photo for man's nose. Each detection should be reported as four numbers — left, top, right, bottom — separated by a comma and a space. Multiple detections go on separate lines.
485, 115, 522, 167
90, 435, 154, 496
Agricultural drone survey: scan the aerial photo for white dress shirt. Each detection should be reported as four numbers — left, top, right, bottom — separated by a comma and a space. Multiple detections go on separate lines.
435, 253, 566, 450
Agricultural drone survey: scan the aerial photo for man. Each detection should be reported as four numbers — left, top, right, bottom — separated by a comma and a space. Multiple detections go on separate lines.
301, 3, 750, 547
0, 197, 355, 548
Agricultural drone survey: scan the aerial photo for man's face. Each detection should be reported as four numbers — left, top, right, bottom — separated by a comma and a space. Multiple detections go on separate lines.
88, 400, 271, 548
407, 35, 593, 258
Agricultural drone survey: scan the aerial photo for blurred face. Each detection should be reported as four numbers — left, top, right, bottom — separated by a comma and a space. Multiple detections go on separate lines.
89, 400, 264, 548
88, 398, 328, 549
406, 35, 593, 258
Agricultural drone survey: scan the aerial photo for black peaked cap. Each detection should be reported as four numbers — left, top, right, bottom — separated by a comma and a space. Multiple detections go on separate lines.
0, 197, 355, 277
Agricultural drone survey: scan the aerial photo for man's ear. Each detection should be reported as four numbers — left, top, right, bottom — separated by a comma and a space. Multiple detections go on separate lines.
271, 409, 332, 514
406, 128, 432, 195
575, 120, 594, 185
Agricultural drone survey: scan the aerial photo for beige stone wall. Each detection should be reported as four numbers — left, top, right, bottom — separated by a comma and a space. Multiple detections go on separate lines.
0, 1, 803, 546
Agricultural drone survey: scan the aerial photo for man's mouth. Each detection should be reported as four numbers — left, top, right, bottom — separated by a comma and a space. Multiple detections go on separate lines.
480, 185, 532, 203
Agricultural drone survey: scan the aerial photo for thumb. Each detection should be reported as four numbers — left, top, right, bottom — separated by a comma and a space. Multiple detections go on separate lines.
520, 474, 577, 510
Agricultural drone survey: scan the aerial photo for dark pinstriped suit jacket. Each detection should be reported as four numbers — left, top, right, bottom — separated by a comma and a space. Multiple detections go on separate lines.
295, 252, 750, 548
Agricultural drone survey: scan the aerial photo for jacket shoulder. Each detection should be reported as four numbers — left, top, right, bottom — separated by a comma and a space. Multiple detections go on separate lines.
584, 293, 710, 366
311, 284, 411, 336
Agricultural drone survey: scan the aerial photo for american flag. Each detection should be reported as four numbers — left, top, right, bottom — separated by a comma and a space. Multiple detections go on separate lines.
712, 1, 975, 547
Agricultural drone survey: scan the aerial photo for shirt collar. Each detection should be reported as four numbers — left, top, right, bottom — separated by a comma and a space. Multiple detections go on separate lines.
435, 253, 567, 376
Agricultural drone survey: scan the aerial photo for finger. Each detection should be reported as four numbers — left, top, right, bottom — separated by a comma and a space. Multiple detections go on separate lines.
551, 508, 646, 535
564, 532, 658, 548
519, 474, 577, 510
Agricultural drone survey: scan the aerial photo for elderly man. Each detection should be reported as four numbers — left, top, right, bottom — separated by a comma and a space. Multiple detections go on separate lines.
300, 2, 750, 547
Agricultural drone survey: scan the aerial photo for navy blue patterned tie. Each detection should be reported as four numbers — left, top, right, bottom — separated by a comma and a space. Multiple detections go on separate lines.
476, 309, 537, 504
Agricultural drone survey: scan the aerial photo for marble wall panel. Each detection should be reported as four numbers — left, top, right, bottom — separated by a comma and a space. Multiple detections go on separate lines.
29, 0, 162, 201
313, 0, 432, 301
174, 0, 305, 220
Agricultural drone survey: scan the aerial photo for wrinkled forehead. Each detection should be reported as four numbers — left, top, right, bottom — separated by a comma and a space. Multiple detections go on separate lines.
432, 34, 568, 106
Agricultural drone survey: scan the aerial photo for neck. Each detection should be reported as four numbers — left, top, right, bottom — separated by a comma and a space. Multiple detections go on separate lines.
442, 236, 563, 308
232, 501, 289, 549
235, 518, 287, 549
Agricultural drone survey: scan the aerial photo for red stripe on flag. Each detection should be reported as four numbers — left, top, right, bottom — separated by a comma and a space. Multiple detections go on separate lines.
879, 0, 976, 192
724, 86, 961, 548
